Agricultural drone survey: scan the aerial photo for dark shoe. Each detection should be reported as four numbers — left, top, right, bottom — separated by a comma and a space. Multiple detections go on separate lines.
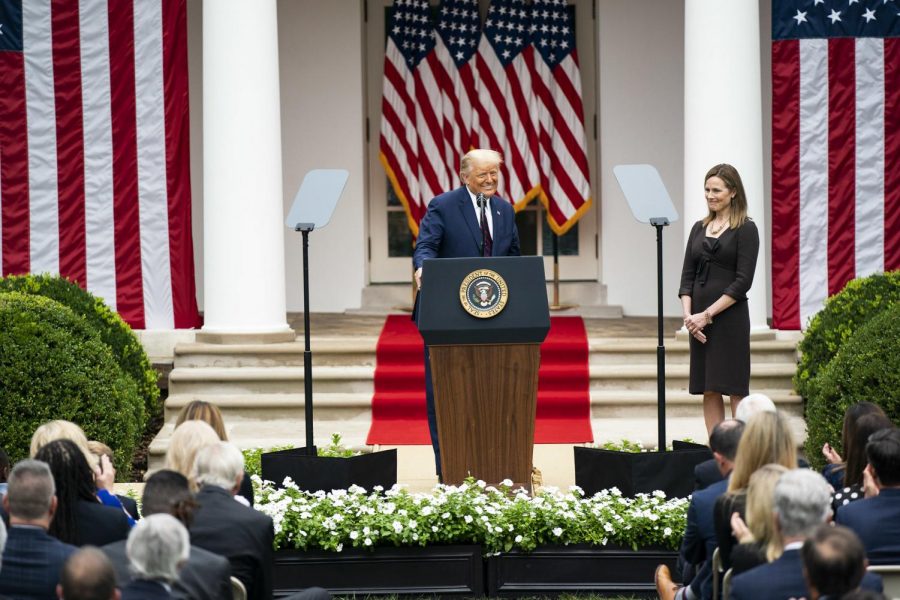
655, 564, 680, 600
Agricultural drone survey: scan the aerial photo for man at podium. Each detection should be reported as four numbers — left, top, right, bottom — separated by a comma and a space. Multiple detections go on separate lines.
413, 149, 522, 480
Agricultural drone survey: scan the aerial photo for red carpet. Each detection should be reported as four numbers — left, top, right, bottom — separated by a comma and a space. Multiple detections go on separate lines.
366, 315, 593, 445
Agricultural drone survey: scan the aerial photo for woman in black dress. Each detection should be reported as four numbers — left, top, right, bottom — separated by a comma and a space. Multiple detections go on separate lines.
679, 164, 760, 434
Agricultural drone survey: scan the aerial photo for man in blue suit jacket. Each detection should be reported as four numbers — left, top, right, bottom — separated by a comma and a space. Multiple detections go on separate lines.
729, 469, 882, 600
412, 149, 521, 478
836, 427, 900, 565
0, 460, 77, 600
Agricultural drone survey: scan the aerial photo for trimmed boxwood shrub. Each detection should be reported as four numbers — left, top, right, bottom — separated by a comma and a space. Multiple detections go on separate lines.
0, 274, 160, 420
804, 304, 900, 470
0, 292, 143, 476
795, 271, 900, 400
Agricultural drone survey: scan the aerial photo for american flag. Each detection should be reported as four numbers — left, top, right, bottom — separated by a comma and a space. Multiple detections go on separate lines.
0, 0, 197, 330
771, 0, 900, 329
529, 0, 591, 235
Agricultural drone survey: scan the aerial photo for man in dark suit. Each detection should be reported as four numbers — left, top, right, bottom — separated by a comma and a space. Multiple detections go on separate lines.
656, 419, 743, 600
57, 547, 120, 600
103, 470, 232, 600
0, 460, 77, 599
729, 469, 882, 600
121, 514, 190, 600
836, 427, 900, 564
412, 148, 521, 479
801, 525, 871, 600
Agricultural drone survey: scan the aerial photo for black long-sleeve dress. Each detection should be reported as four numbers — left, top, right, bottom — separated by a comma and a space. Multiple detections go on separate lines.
679, 219, 760, 396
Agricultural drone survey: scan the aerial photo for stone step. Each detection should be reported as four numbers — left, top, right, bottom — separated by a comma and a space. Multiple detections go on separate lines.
163, 392, 371, 421
588, 389, 802, 419
588, 338, 798, 365
587, 363, 796, 391
167, 366, 375, 396
173, 338, 378, 368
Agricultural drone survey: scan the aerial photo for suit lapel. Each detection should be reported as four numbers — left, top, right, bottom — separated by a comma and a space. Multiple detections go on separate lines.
457, 187, 483, 253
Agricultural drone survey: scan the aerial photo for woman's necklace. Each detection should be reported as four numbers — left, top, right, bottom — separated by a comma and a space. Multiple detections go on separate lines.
709, 216, 729, 235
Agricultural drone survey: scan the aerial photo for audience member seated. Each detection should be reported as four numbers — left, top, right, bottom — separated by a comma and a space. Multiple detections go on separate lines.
57, 547, 120, 600
729, 469, 883, 600
162, 421, 220, 490
831, 414, 895, 513
35, 440, 129, 546
103, 470, 232, 600
655, 419, 744, 600
821, 402, 887, 491
836, 428, 900, 565
0, 460, 77, 599
714, 410, 798, 571
121, 514, 190, 600
88, 440, 139, 522
727, 463, 788, 574
175, 400, 254, 506
694, 393, 776, 491
31, 420, 134, 523
801, 524, 870, 600
0, 447, 9, 498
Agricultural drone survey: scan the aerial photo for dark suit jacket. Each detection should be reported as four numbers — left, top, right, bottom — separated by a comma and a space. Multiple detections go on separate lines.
103, 539, 232, 600
729, 548, 883, 600
121, 579, 172, 600
73, 498, 130, 546
680, 477, 728, 600
0, 525, 77, 600
836, 488, 900, 565
189, 485, 274, 600
693, 459, 724, 491
412, 186, 520, 269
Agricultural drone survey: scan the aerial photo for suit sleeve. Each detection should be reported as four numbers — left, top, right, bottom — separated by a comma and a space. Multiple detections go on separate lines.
680, 498, 705, 565
722, 220, 759, 300
413, 202, 443, 269
508, 209, 521, 256
679, 222, 700, 297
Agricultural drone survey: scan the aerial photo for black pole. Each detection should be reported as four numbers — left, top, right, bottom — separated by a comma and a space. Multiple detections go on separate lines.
301, 228, 315, 453
651, 219, 668, 451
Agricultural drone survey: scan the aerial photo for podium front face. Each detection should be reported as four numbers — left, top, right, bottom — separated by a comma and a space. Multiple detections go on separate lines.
417, 257, 550, 489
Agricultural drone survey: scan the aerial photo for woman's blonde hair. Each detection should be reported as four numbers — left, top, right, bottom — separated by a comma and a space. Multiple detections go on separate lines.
164, 421, 220, 488
728, 411, 797, 493
744, 463, 789, 562
175, 400, 228, 441
30, 419, 99, 470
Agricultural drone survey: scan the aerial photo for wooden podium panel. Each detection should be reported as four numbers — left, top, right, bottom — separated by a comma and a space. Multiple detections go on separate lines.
430, 344, 540, 489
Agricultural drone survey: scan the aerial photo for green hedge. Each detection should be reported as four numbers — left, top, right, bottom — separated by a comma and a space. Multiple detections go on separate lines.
0, 292, 143, 476
0, 274, 160, 421
795, 271, 900, 401
804, 304, 900, 470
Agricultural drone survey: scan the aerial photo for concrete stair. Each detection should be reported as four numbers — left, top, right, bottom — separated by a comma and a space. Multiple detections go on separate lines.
148, 330, 802, 470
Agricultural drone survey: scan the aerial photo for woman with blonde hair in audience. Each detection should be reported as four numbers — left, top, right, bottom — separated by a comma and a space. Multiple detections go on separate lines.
164, 420, 220, 490
714, 411, 797, 568
174, 400, 254, 505
728, 463, 789, 574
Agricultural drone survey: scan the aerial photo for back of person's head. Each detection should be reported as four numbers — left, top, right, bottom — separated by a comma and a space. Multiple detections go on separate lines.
0, 446, 10, 482
142, 470, 197, 527
728, 411, 797, 493
5, 459, 55, 522
844, 414, 895, 487
709, 419, 745, 462
193, 442, 244, 491
34, 439, 99, 544
86, 440, 114, 462
774, 469, 832, 539
842, 402, 887, 456
175, 400, 228, 441
126, 514, 189, 584
735, 393, 777, 423
164, 420, 220, 485
745, 463, 790, 562
802, 524, 867, 600
30, 419, 98, 470
58, 547, 119, 600
866, 427, 900, 487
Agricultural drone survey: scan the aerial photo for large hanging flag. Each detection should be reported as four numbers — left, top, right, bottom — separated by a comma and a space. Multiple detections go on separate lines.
529, 0, 592, 235
771, 0, 900, 329
472, 0, 541, 207
0, 0, 198, 330
380, 0, 454, 236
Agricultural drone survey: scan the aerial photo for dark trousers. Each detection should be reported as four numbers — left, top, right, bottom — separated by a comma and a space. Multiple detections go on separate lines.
423, 344, 442, 478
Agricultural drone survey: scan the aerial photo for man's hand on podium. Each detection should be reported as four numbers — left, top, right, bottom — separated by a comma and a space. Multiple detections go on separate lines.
415, 267, 423, 290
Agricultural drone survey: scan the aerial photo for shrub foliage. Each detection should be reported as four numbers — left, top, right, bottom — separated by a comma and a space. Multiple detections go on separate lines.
0, 292, 143, 475
0, 274, 160, 420
795, 271, 900, 401
804, 304, 900, 470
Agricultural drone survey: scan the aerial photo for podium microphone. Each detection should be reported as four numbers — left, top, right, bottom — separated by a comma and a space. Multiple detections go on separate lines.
476, 192, 486, 207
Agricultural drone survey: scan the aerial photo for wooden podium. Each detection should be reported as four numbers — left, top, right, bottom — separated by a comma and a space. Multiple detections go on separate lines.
417, 256, 550, 489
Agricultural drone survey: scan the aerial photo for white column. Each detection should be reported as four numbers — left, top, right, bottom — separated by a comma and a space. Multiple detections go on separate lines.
684, 0, 769, 331
200, 0, 293, 342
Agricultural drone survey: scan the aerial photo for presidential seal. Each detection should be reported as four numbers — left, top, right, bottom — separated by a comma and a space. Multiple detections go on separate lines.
459, 269, 508, 318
